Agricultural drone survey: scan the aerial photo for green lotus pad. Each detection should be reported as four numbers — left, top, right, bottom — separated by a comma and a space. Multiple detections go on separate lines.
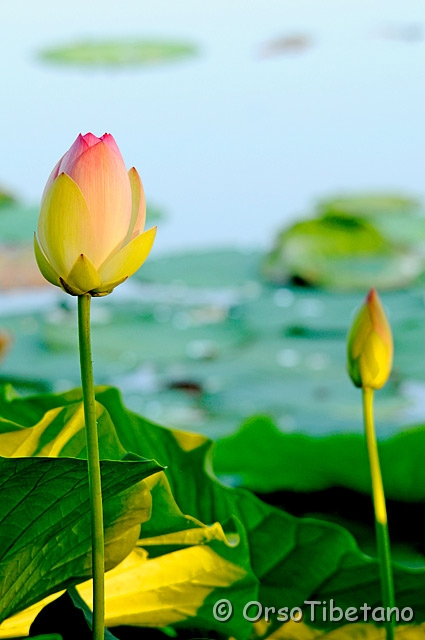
39, 40, 198, 67
263, 193, 425, 289
318, 193, 421, 218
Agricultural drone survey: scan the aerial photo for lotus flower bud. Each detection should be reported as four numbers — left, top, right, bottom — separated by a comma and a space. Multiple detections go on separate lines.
347, 288, 393, 390
35, 133, 156, 296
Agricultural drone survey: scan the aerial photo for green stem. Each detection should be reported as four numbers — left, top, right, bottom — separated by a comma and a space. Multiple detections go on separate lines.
78, 294, 104, 640
362, 387, 395, 640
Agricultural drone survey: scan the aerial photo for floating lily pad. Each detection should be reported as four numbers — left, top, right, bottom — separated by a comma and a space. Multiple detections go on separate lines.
318, 193, 425, 248
137, 248, 262, 288
318, 193, 421, 218
39, 40, 198, 68
264, 192, 425, 290
262, 214, 425, 290
1, 250, 425, 438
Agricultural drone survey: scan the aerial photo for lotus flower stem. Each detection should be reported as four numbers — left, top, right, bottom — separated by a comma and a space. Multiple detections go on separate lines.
362, 387, 395, 640
78, 293, 104, 640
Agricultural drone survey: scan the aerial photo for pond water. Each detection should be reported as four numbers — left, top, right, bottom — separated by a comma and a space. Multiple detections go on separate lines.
1, 0, 425, 255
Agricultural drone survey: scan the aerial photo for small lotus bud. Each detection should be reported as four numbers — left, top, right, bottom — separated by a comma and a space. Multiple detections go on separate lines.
347, 288, 393, 390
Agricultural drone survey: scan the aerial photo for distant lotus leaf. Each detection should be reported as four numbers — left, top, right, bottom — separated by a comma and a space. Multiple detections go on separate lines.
319, 193, 425, 248
318, 194, 421, 218
39, 40, 198, 67
262, 213, 425, 290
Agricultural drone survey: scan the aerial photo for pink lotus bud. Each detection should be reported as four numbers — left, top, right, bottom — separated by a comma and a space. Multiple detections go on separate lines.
35, 133, 156, 296
347, 288, 393, 389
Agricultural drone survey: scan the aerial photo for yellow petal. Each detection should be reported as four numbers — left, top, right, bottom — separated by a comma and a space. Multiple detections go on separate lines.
65, 253, 102, 294
58, 278, 84, 296
360, 331, 392, 390
91, 276, 129, 297
125, 167, 146, 243
97, 226, 157, 291
33, 233, 60, 287
38, 173, 96, 276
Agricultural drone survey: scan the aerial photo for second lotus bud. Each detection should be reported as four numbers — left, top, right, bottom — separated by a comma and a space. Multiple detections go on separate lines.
347, 288, 393, 390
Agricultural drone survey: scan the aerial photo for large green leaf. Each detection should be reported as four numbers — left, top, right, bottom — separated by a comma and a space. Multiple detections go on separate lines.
0, 453, 162, 623
1, 387, 424, 637
94, 388, 425, 633
0, 385, 126, 460
212, 414, 425, 500
0, 387, 255, 639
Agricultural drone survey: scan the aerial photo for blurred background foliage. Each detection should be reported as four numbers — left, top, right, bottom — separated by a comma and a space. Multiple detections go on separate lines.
1, 191, 425, 444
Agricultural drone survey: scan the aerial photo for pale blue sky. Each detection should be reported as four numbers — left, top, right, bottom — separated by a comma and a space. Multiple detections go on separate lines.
1, 0, 425, 253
